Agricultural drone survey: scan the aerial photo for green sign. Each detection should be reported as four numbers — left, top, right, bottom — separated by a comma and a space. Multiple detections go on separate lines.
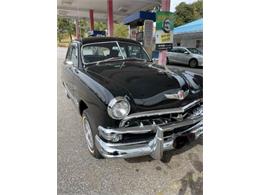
155, 11, 174, 50
156, 11, 174, 31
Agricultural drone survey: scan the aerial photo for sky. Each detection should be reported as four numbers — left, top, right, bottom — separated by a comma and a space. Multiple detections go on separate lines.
170, 0, 197, 12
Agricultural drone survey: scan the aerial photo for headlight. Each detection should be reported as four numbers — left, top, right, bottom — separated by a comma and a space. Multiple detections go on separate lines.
107, 97, 131, 120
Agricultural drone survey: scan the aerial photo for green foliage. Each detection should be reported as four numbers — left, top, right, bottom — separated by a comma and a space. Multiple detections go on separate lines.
79, 18, 88, 37
94, 21, 107, 31
57, 17, 129, 43
57, 17, 75, 41
174, 0, 203, 27
114, 23, 129, 38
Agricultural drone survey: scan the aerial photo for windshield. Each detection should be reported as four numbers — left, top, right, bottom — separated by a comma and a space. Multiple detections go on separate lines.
81, 41, 150, 64
187, 48, 203, 55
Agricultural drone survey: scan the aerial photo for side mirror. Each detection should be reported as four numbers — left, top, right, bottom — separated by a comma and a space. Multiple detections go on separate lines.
65, 60, 73, 66
152, 58, 158, 64
184, 51, 189, 55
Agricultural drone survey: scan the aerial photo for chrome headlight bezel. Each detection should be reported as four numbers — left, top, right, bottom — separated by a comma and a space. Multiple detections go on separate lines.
107, 97, 131, 120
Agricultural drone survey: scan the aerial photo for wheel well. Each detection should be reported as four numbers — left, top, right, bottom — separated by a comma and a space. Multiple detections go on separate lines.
189, 58, 198, 64
79, 100, 88, 116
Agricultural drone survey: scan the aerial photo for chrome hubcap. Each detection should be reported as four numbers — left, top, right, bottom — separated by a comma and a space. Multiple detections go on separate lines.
83, 116, 94, 152
191, 60, 196, 66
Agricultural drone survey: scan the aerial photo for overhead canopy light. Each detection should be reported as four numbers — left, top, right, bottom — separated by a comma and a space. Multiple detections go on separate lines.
118, 7, 128, 13
62, 0, 73, 5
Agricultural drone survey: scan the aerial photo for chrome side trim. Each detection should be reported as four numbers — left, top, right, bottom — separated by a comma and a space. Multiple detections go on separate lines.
63, 83, 79, 107
119, 99, 201, 127
164, 90, 189, 100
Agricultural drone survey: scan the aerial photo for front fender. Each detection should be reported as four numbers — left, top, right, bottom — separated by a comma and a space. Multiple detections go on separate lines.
75, 69, 118, 128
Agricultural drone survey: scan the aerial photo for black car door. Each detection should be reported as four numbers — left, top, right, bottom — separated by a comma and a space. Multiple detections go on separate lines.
63, 43, 79, 105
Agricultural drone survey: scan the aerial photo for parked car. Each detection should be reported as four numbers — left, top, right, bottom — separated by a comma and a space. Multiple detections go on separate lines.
62, 37, 203, 160
167, 47, 203, 68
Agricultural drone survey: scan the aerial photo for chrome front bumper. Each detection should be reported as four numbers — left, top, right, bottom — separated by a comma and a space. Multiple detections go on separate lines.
95, 115, 203, 160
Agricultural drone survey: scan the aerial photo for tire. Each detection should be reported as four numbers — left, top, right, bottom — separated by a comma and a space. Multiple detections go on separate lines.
166, 57, 169, 64
82, 110, 102, 159
189, 59, 198, 68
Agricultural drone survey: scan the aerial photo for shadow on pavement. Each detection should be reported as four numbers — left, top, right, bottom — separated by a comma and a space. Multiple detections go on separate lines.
177, 170, 203, 195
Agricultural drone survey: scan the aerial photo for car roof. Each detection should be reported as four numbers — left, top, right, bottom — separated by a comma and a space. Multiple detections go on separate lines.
74, 37, 140, 45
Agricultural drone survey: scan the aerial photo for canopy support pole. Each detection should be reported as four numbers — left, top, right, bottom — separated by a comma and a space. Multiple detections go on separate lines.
75, 18, 80, 39
158, 0, 171, 66
107, 0, 113, 36
89, 9, 94, 31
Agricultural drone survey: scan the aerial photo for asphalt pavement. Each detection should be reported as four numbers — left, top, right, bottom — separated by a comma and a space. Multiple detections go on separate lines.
57, 47, 203, 195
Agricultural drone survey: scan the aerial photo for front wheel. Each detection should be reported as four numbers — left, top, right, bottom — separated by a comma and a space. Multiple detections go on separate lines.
189, 59, 198, 68
166, 57, 170, 64
82, 110, 102, 158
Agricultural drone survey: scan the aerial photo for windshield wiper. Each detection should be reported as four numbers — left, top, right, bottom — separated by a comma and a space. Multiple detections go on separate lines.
83, 57, 124, 68
96, 57, 123, 65
125, 57, 147, 61
83, 56, 147, 69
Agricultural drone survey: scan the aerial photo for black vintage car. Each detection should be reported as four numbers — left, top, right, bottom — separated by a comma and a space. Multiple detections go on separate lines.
62, 37, 203, 160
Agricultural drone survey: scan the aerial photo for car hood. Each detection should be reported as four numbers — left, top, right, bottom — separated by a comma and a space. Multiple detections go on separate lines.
85, 61, 202, 111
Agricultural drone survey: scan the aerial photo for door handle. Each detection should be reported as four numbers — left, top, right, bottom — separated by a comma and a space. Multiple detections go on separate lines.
73, 67, 79, 74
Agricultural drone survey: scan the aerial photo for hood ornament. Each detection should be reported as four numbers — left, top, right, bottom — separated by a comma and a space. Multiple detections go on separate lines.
164, 90, 189, 100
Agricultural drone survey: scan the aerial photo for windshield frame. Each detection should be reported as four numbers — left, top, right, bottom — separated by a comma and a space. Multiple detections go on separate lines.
81, 41, 151, 66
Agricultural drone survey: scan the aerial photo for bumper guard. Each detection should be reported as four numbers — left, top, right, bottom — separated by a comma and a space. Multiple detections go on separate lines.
95, 115, 202, 160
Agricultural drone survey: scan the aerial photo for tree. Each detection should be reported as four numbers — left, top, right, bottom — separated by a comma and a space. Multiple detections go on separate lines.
174, 0, 203, 27
94, 21, 107, 31
57, 17, 129, 41
192, 0, 203, 19
94, 21, 128, 38
57, 17, 75, 41
79, 18, 88, 37
114, 23, 128, 38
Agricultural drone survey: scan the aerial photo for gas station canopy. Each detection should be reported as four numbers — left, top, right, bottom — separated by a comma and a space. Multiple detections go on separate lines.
57, 0, 161, 22
123, 11, 156, 26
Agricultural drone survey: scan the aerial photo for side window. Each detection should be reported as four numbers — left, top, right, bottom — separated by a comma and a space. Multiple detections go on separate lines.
65, 46, 72, 61
71, 45, 78, 67
171, 48, 178, 52
178, 48, 186, 53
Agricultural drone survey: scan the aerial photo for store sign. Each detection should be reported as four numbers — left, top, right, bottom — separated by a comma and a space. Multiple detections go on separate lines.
155, 11, 174, 50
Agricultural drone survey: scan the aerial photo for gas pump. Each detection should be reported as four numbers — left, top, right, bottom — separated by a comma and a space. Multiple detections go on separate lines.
123, 11, 156, 56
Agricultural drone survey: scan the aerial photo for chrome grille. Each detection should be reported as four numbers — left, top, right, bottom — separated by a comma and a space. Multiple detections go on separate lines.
119, 99, 202, 127
123, 103, 202, 128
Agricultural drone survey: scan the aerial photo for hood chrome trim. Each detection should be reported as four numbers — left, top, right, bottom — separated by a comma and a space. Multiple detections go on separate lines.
164, 90, 189, 100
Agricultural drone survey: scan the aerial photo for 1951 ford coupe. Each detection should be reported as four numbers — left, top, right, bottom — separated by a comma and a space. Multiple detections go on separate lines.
61, 37, 203, 160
